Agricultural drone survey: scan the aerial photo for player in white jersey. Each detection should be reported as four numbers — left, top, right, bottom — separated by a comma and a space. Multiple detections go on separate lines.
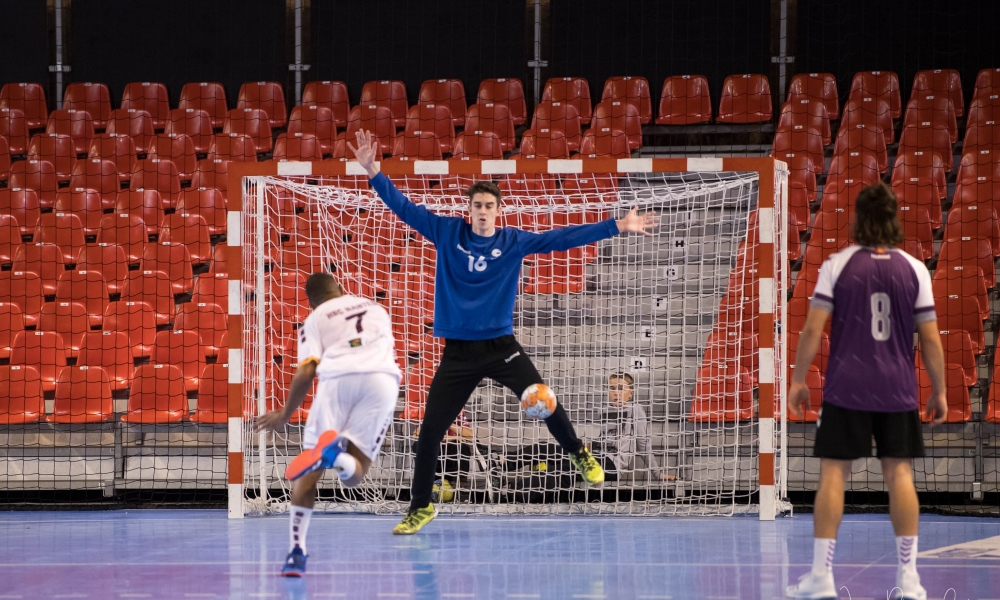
255, 273, 401, 577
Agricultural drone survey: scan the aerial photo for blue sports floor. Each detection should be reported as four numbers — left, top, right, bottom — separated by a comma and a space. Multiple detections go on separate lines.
1, 510, 998, 600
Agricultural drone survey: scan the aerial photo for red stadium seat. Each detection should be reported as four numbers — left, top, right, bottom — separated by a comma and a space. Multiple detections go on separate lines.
177, 188, 226, 236
237, 81, 287, 129
778, 97, 831, 146
579, 128, 630, 158
933, 264, 989, 322
404, 103, 455, 155
938, 238, 994, 288
592, 100, 642, 151
787, 72, 839, 120
302, 81, 350, 130
0, 83, 48, 130
826, 151, 880, 189
524, 248, 587, 294
834, 124, 888, 174
894, 180, 943, 229
48, 365, 113, 423
288, 105, 337, 156
68, 158, 119, 208
148, 133, 197, 180
130, 158, 182, 209
11, 330, 66, 392
122, 270, 174, 325
205, 245, 230, 276
945, 203, 1000, 256
192, 273, 229, 307
718, 74, 772, 123
0, 136, 8, 183
0, 187, 41, 237
141, 243, 193, 296
897, 205, 934, 260
451, 131, 503, 159
974, 68, 1000, 102
0, 365, 43, 424
178, 82, 228, 130
917, 364, 971, 423
602, 76, 652, 125
45, 108, 94, 156
478, 78, 527, 126
223, 108, 271, 154
106, 108, 155, 154
933, 291, 985, 354
10, 158, 57, 209
0, 107, 29, 155
77, 243, 129, 296
97, 213, 146, 264
55, 269, 108, 328
346, 104, 396, 156
0, 216, 23, 266
529, 101, 581, 152
88, 133, 137, 184
904, 94, 958, 144
35, 212, 85, 263
542, 77, 592, 125
787, 180, 811, 232
104, 300, 156, 358
78, 330, 133, 392
418, 79, 467, 127
165, 108, 214, 154
115, 189, 163, 238
151, 329, 205, 392
811, 208, 851, 243
967, 95, 1000, 129
192, 158, 230, 202
656, 75, 712, 124
0, 302, 24, 360
175, 302, 227, 358
192, 363, 229, 423
63, 82, 112, 130
919, 331, 976, 387
771, 128, 824, 174
160, 212, 212, 263
0, 271, 43, 327
54, 189, 104, 238
963, 125, 1000, 161
28, 133, 75, 182
391, 130, 443, 160
274, 132, 324, 161
12, 243, 65, 295
841, 96, 894, 145
690, 363, 754, 422
912, 69, 963, 117
898, 125, 953, 172
792, 237, 849, 300
39, 301, 89, 359
210, 132, 258, 163
892, 151, 947, 202
121, 363, 188, 423
519, 129, 569, 159
121, 82, 170, 130
360, 80, 409, 128
849, 71, 902, 119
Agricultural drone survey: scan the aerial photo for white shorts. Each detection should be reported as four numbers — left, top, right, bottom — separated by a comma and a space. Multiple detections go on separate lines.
302, 372, 399, 460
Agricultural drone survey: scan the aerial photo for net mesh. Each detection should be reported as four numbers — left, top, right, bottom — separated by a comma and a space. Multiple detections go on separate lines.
241, 169, 784, 516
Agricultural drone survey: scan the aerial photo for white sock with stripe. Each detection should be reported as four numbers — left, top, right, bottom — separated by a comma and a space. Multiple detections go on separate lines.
811, 538, 836, 576
289, 505, 313, 554
896, 536, 918, 574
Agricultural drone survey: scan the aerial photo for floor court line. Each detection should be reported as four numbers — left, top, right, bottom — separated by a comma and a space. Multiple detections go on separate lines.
1, 561, 995, 569
506, 595, 541, 599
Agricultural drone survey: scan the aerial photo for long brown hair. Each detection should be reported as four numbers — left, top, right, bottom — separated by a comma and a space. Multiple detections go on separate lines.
853, 182, 904, 247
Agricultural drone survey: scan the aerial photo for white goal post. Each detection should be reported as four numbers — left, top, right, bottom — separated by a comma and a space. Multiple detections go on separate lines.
225, 157, 789, 520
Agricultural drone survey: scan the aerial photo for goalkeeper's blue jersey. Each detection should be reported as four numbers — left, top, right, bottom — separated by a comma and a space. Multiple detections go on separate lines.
369, 172, 620, 340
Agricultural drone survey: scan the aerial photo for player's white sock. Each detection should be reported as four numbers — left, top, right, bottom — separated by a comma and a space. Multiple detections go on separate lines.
289, 505, 313, 554
811, 538, 836, 576
333, 452, 358, 480
896, 536, 918, 574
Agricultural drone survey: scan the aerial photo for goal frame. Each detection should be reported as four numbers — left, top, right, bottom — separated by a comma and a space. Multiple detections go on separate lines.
225, 156, 788, 520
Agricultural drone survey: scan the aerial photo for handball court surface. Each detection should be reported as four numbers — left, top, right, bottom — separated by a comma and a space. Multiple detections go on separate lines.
2, 511, 998, 599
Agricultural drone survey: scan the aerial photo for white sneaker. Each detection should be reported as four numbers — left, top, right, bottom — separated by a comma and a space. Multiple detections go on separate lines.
892, 568, 927, 600
785, 571, 837, 599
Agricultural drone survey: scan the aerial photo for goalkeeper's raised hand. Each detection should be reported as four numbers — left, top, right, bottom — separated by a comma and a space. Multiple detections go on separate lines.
348, 129, 381, 178
616, 207, 659, 236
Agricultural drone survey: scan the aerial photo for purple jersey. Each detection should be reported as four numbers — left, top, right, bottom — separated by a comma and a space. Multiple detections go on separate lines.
810, 245, 936, 412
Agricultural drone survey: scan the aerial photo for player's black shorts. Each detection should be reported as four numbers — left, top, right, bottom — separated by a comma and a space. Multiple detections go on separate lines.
813, 402, 925, 460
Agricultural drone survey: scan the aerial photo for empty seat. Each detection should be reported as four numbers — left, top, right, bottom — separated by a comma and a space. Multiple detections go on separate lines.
63, 82, 112, 129
11, 330, 66, 392
602, 76, 652, 124
841, 96, 894, 145
192, 272, 229, 307
177, 188, 226, 236
0, 136, 8, 182
787, 72, 839, 120
178, 82, 228, 130
892, 151, 947, 202
478, 78, 527, 126
0, 271, 43, 326
141, 242, 193, 296
345, 104, 396, 156
35, 212, 85, 263
833, 124, 888, 174
78, 330, 133, 392
39, 301, 89, 359
898, 124, 953, 172
10, 158, 58, 209
542, 77, 592, 125
130, 158, 182, 209
519, 129, 569, 159
917, 364, 971, 423
148, 133, 197, 180
301, 80, 350, 130
160, 212, 211, 263
360, 80, 409, 128
717, 74, 772, 123
114, 189, 162, 238
288, 105, 337, 156
0, 187, 41, 237
192, 158, 230, 202
388, 130, 443, 161
175, 302, 227, 357
404, 103, 455, 155
591, 99, 642, 151
55, 269, 108, 327
122, 269, 174, 325
0, 365, 43, 424
912, 69, 963, 117
934, 292, 985, 354
771, 128, 824, 174
192, 363, 229, 423
106, 108, 155, 154
77, 243, 129, 296
12, 243, 65, 295
210, 132, 258, 163
0, 107, 29, 155
897, 205, 934, 260
655, 75, 713, 124
967, 95, 1000, 129
48, 365, 113, 423
223, 108, 272, 154
45, 108, 94, 155
579, 127, 630, 158
54, 189, 103, 238
945, 203, 1000, 256
151, 329, 205, 392
690, 365, 754, 422
88, 133, 137, 184
0, 302, 24, 360
165, 108, 214, 154
0, 82, 48, 130
104, 300, 157, 358
451, 130, 503, 159
205, 243, 230, 275
68, 158, 119, 208
28, 133, 76, 182
120, 82, 170, 130
121, 363, 188, 423
274, 132, 324, 161
974, 68, 1000, 102
97, 213, 146, 264
920, 330, 976, 387
529, 101, 581, 152
237, 81, 287, 129
904, 94, 958, 144
778, 98, 831, 145
418, 79, 467, 127
937, 238, 994, 288
849, 71, 902, 119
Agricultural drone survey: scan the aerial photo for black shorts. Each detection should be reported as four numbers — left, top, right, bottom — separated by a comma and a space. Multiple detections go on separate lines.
813, 402, 925, 460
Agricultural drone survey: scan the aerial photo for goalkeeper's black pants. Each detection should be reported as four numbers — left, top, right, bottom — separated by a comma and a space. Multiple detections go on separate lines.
409, 335, 584, 510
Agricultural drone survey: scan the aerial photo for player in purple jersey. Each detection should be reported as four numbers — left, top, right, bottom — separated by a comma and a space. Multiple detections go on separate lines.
786, 183, 948, 600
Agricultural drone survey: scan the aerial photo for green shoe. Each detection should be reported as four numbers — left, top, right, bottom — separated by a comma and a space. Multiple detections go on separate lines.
392, 503, 437, 535
570, 447, 605, 486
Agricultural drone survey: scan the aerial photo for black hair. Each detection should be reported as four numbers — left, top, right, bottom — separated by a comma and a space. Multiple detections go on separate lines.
853, 182, 904, 247
304, 272, 342, 307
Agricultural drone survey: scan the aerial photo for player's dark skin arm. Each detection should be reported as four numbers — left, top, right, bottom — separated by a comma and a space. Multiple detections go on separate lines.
255, 361, 318, 433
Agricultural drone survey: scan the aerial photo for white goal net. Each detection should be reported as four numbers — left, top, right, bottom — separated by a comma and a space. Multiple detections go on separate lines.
239, 166, 786, 517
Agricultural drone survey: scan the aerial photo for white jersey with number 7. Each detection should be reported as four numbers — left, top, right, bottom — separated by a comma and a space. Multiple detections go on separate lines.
297, 295, 402, 382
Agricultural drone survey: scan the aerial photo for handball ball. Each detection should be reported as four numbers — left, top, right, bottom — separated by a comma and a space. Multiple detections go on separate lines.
431, 479, 454, 502
521, 384, 556, 419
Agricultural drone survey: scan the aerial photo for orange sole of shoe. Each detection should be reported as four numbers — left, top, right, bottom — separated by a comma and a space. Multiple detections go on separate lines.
284, 429, 339, 480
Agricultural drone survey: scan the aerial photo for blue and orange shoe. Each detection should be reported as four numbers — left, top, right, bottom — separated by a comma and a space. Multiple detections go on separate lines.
281, 547, 307, 577
284, 430, 348, 481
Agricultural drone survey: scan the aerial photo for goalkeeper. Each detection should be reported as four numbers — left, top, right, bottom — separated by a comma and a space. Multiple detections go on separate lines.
349, 130, 658, 534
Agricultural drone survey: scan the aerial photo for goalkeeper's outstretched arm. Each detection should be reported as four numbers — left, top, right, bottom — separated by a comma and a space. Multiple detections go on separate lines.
517, 208, 659, 256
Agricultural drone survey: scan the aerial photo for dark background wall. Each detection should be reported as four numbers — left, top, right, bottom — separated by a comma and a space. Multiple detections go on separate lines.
0, 0, 49, 90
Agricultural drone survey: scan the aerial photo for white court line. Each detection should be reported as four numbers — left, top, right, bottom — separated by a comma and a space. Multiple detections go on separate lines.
376, 594, 410, 598
507, 595, 541, 599
0, 596, 23, 599
313, 594, 346, 598
441, 595, 474, 598
119, 595, 151, 598
228, 570, 429, 575
248, 595, 279, 598
705, 596, 737, 600
638, 596, 672, 599
53, 596, 88, 599
0, 561, 991, 569
184, 595, 218, 598
572, 595, 606, 599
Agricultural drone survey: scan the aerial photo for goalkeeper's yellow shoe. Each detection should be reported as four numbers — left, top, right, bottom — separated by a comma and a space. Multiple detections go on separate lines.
570, 447, 605, 486
392, 504, 437, 535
